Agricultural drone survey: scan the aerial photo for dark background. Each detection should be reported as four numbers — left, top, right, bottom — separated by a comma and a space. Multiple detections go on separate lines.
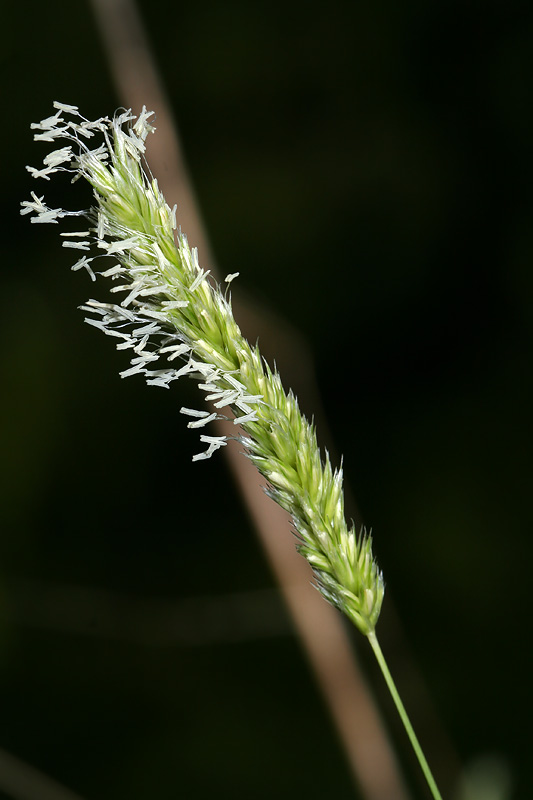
2, 0, 532, 798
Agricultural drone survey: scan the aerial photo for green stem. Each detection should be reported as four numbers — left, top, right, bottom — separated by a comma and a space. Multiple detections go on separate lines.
367, 630, 443, 800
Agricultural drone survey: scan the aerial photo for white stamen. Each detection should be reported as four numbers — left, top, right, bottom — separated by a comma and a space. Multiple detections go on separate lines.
97, 211, 105, 239
97, 236, 138, 255
33, 127, 70, 143
225, 272, 240, 283
233, 411, 259, 425
137, 308, 169, 322
25, 165, 57, 180
85, 318, 129, 337
43, 146, 73, 168
188, 360, 218, 378
159, 344, 190, 360
71, 256, 93, 271
189, 270, 210, 291
146, 377, 171, 389
213, 391, 241, 409
176, 361, 202, 378
110, 282, 133, 294
138, 284, 168, 297
20, 192, 47, 215
187, 413, 218, 428
180, 408, 209, 418
70, 124, 97, 140
108, 237, 139, 254
31, 111, 63, 131
120, 363, 146, 378
192, 451, 211, 462
71, 256, 96, 281
200, 435, 228, 446
79, 304, 106, 316
53, 101, 79, 113
224, 375, 247, 392
133, 335, 150, 354
162, 300, 189, 309
114, 109, 136, 127
133, 105, 156, 141
30, 209, 61, 224
204, 388, 237, 403
118, 285, 142, 307
130, 353, 159, 365
100, 265, 126, 278
83, 300, 136, 323
131, 322, 160, 336
192, 435, 228, 462
62, 241, 91, 250
237, 394, 263, 405
116, 338, 136, 351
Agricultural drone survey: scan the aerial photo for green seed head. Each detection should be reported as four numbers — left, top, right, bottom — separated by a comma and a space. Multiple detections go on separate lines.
21, 102, 384, 636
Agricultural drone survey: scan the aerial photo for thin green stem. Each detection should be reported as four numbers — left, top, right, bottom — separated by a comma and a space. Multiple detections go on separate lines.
367, 630, 443, 800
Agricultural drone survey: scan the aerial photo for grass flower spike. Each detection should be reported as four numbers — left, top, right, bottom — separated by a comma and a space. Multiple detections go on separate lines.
21, 101, 384, 636
22, 103, 443, 800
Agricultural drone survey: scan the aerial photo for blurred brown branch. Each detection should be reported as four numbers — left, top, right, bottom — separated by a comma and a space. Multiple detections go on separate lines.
0, 748, 84, 800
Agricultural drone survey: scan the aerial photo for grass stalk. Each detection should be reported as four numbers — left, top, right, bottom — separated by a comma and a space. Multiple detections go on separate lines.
367, 631, 443, 800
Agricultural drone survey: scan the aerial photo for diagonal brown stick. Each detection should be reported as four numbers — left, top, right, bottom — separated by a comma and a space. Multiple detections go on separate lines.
0, 747, 85, 800
87, 0, 412, 797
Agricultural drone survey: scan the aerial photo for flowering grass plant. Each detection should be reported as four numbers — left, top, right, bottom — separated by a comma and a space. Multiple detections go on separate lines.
22, 102, 443, 800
